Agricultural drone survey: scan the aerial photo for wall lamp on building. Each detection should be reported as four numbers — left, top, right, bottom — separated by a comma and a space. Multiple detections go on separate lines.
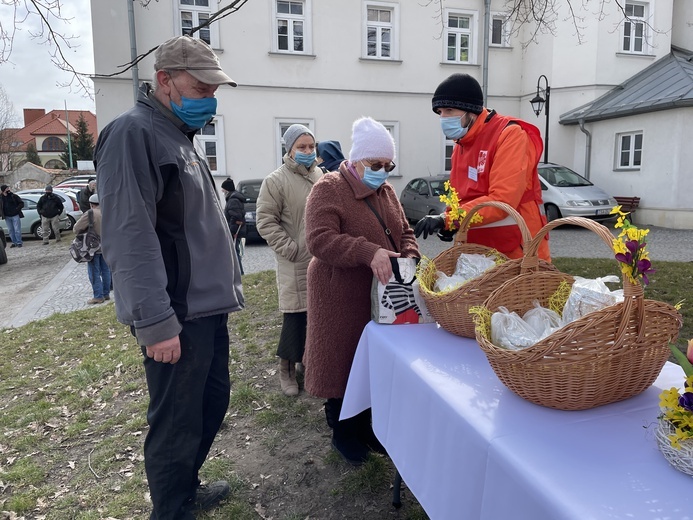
529, 75, 550, 164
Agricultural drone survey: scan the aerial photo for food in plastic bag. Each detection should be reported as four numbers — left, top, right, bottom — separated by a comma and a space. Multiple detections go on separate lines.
491, 306, 539, 350
434, 253, 496, 292
522, 300, 562, 340
561, 275, 624, 325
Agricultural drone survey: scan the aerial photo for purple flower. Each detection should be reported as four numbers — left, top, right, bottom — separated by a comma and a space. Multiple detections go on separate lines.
636, 258, 655, 285
615, 252, 632, 265
625, 240, 641, 254
678, 392, 693, 412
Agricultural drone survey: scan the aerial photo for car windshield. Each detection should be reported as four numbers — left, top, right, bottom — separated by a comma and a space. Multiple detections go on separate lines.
430, 180, 447, 196
539, 166, 593, 188
239, 183, 261, 203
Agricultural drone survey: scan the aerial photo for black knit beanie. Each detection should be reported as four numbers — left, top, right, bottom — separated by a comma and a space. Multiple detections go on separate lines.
221, 177, 235, 191
431, 73, 484, 115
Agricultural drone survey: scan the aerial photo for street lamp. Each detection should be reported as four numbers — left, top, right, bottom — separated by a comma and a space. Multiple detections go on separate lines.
529, 75, 550, 164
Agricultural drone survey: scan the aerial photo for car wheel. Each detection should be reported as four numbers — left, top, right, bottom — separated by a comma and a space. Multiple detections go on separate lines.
33, 223, 54, 240
66, 215, 76, 230
545, 205, 561, 222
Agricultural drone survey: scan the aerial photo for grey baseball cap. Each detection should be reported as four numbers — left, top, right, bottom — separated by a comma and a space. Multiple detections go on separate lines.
154, 36, 237, 87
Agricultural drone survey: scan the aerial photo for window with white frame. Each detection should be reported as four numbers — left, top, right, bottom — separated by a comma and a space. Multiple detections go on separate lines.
444, 139, 455, 173
616, 131, 643, 169
276, 119, 314, 166
444, 9, 475, 63
272, 0, 312, 54
178, 0, 218, 48
363, 2, 399, 60
196, 116, 226, 175
490, 14, 510, 47
378, 121, 400, 176
622, 2, 648, 53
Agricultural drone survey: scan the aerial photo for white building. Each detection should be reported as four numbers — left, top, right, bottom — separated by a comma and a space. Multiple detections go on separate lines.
90, 0, 693, 228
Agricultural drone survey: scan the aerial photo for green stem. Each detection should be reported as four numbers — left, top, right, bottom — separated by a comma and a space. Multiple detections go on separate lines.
669, 343, 693, 377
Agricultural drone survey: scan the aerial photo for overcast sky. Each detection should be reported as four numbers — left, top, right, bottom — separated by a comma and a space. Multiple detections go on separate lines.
0, 0, 95, 127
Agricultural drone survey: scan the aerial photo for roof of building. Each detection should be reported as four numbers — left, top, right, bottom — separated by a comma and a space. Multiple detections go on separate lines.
560, 46, 693, 125
7, 110, 97, 151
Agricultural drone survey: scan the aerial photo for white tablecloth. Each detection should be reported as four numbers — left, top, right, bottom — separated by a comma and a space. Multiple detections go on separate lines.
341, 322, 692, 520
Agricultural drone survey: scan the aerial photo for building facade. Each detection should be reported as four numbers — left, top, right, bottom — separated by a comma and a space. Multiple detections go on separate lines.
90, 0, 693, 228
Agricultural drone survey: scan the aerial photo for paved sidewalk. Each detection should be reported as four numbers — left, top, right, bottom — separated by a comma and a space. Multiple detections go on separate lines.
9, 259, 95, 328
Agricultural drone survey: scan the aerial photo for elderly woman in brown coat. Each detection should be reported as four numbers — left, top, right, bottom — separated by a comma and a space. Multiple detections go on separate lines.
303, 117, 420, 465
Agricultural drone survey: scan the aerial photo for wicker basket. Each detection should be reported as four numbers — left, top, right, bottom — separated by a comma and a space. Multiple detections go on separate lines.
418, 201, 555, 338
475, 216, 683, 411
655, 418, 693, 477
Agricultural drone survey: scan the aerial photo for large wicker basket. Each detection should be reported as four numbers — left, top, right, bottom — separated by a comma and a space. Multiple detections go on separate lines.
418, 201, 556, 338
475, 217, 683, 411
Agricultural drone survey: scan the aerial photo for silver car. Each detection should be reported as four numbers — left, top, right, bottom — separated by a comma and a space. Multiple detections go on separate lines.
17, 188, 83, 229
0, 193, 72, 239
399, 174, 450, 223
538, 163, 617, 222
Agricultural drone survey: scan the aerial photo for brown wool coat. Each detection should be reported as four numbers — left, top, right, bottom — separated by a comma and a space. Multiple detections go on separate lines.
303, 164, 419, 398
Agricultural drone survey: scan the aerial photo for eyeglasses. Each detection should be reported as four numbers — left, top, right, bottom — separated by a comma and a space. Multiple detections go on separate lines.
362, 160, 396, 173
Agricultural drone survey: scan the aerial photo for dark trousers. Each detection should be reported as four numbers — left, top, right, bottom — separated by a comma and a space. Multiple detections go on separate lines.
141, 314, 230, 520
276, 311, 306, 362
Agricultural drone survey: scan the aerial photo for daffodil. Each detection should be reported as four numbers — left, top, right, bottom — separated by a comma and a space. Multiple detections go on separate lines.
610, 206, 654, 286
659, 342, 693, 450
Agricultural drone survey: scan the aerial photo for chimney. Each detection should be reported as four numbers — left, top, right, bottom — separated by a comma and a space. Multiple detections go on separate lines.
23, 109, 46, 126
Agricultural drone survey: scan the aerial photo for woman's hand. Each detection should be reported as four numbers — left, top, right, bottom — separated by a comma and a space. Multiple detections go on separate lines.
370, 248, 401, 285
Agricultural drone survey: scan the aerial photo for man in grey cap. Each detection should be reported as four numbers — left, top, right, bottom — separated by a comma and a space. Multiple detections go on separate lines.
94, 35, 244, 519
36, 185, 64, 245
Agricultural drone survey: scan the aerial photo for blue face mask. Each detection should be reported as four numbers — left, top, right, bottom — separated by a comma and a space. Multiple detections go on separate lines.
294, 151, 316, 167
362, 167, 389, 189
440, 116, 469, 140
170, 96, 218, 129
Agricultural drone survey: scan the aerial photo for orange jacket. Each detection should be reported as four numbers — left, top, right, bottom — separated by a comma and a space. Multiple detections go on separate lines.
449, 108, 551, 261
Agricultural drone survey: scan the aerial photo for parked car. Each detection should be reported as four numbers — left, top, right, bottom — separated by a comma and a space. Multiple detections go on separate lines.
399, 174, 450, 223
236, 179, 265, 242
17, 188, 82, 229
54, 174, 95, 190
537, 163, 617, 222
0, 231, 6, 265
0, 193, 72, 239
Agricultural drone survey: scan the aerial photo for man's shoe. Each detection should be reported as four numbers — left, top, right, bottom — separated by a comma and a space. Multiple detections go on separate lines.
193, 481, 230, 511
16, 244, 22, 247
87, 298, 105, 304
43, 242, 49, 245
9, 243, 16, 248
104, 295, 111, 301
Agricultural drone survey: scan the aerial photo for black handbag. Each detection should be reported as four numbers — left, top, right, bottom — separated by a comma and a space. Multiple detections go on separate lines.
69, 210, 101, 263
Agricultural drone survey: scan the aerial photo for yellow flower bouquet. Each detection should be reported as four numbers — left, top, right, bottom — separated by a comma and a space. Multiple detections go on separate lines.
656, 340, 693, 475
439, 181, 483, 231
610, 206, 655, 285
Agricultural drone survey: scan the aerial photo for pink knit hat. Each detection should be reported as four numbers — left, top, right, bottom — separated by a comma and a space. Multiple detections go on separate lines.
348, 117, 396, 162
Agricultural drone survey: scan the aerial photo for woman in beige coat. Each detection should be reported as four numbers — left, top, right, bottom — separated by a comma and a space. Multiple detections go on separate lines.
256, 124, 322, 396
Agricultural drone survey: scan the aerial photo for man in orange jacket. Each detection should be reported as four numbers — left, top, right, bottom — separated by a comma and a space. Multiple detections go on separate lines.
415, 73, 551, 262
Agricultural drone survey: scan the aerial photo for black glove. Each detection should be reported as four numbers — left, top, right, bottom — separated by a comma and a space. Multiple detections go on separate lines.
414, 214, 445, 240
437, 228, 457, 242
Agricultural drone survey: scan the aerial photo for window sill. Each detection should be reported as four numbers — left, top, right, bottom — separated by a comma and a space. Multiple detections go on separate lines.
614, 167, 641, 172
489, 45, 513, 50
439, 61, 479, 67
268, 51, 317, 58
615, 52, 656, 59
359, 57, 403, 64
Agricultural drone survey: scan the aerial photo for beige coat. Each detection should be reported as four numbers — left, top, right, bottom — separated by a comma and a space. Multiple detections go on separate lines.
256, 155, 322, 312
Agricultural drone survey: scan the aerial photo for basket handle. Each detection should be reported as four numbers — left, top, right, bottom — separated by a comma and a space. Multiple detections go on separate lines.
525, 216, 646, 349
454, 201, 533, 249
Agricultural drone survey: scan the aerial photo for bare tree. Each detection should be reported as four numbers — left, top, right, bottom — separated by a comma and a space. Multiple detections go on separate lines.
0, 84, 22, 171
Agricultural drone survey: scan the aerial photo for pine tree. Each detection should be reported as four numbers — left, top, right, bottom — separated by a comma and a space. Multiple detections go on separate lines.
59, 113, 95, 167
25, 142, 42, 166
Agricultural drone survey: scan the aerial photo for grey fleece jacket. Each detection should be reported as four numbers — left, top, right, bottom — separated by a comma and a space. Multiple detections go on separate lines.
94, 83, 244, 346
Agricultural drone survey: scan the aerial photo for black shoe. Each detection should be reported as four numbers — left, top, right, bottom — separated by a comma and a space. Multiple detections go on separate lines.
9, 243, 16, 248
193, 481, 229, 511
354, 409, 388, 456
332, 432, 370, 466
16, 244, 22, 247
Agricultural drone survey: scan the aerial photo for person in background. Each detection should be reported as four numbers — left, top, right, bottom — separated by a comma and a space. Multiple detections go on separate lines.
221, 177, 246, 275
37, 185, 64, 245
94, 35, 244, 519
415, 73, 551, 262
316, 140, 345, 173
73, 194, 111, 304
0, 184, 24, 248
256, 124, 322, 397
78, 179, 97, 213
303, 117, 420, 465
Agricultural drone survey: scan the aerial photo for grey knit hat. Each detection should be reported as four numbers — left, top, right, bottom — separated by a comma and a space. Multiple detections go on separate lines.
283, 124, 314, 152
45, 185, 53, 191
